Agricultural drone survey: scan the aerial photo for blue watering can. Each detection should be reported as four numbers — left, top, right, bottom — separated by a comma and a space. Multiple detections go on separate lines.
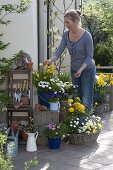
6, 127, 19, 157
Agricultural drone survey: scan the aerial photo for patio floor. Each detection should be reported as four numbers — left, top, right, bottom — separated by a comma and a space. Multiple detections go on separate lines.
13, 111, 113, 170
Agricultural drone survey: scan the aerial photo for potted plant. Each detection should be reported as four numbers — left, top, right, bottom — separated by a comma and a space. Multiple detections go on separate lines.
33, 63, 64, 108
94, 73, 110, 114
19, 118, 38, 152
48, 92, 60, 111
65, 98, 103, 145
44, 122, 67, 149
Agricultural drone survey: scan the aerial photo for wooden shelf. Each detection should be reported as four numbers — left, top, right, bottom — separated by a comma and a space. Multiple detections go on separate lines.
7, 69, 33, 126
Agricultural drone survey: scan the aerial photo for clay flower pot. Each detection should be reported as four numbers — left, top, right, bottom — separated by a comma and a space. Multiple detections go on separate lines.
26, 62, 33, 71
21, 97, 30, 105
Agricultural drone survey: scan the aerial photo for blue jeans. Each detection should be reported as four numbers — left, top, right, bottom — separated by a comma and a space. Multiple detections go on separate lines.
71, 66, 96, 112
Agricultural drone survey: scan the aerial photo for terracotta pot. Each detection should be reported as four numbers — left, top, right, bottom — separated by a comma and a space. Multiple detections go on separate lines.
21, 97, 30, 105
26, 62, 33, 71
19, 130, 28, 141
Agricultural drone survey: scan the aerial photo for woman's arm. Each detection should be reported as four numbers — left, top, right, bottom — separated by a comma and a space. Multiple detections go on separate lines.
47, 31, 67, 64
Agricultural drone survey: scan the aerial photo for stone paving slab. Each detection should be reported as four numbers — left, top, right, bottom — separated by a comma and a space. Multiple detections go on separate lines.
13, 111, 113, 170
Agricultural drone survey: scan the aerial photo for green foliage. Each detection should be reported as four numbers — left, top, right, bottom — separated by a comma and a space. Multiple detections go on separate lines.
94, 42, 113, 66
49, 97, 59, 103
58, 72, 71, 83
24, 158, 39, 170
83, 0, 113, 66
0, 134, 13, 170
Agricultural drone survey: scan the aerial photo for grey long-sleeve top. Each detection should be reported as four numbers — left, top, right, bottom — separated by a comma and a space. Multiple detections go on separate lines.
54, 30, 95, 71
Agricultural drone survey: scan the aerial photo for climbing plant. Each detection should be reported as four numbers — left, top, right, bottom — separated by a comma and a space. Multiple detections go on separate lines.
45, 0, 76, 73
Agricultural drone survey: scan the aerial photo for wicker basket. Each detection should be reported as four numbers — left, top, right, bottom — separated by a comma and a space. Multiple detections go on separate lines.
69, 132, 100, 145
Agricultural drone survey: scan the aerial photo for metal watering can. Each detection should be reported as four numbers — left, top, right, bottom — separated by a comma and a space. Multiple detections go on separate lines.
6, 127, 19, 157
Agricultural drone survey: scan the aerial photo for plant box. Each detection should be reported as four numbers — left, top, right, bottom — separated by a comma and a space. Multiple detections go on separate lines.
68, 132, 100, 145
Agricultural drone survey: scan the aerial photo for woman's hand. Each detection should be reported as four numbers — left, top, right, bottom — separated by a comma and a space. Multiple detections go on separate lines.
46, 59, 52, 65
45, 56, 57, 65
74, 70, 82, 78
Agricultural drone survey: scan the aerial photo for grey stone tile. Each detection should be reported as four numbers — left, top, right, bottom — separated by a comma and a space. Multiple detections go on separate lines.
88, 154, 113, 165
97, 164, 113, 170
12, 111, 113, 170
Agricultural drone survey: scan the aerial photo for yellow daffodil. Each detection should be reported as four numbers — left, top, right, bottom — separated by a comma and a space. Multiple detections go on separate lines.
97, 78, 105, 86
39, 63, 43, 66
110, 80, 113, 85
99, 73, 104, 79
75, 97, 80, 101
97, 64, 100, 67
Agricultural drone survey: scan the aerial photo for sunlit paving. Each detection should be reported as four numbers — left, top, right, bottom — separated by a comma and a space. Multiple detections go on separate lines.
1, 0, 113, 170
11, 111, 113, 170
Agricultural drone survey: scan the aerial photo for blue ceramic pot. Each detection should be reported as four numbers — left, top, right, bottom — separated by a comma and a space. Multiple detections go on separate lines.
37, 92, 52, 108
48, 138, 61, 149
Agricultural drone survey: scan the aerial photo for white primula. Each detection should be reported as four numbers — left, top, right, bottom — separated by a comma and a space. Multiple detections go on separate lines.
75, 121, 79, 125
81, 122, 84, 125
50, 78, 55, 82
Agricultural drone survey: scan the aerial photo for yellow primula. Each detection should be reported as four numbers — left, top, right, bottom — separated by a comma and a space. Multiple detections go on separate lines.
68, 107, 74, 113
78, 104, 86, 113
68, 99, 74, 103
73, 102, 86, 113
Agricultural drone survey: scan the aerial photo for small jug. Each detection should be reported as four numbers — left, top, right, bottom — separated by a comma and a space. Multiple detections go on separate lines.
26, 132, 38, 152
50, 102, 60, 111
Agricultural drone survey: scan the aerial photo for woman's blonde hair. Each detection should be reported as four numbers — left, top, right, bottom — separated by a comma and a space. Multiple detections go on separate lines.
64, 9, 81, 23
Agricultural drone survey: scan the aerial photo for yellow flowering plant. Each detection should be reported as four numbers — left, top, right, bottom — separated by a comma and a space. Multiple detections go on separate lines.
65, 97, 103, 134
33, 63, 58, 92
94, 73, 110, 104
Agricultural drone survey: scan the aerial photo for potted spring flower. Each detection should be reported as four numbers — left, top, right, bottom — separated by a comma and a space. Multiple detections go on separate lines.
94, 73, 110, 114
65, 98, 103, 145
33, 63, 64, 108
48, 92, 60, 111
44, 122, 67, 149
32, 63, 58, 108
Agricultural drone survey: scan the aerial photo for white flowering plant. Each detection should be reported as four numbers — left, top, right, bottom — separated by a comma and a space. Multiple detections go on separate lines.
65, 98, 103, 134
68, 115, 103, 134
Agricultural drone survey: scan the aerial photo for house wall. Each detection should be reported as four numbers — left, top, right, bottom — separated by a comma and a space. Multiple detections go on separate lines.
0, 0, 82, 123
0, 0, 38, 69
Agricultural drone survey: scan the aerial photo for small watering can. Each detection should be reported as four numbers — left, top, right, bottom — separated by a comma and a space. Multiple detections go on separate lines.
6, 127, 19, 157
26, 132, 38, 152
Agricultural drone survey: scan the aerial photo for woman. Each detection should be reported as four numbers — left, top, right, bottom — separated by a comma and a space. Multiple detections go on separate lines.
47, 9, 96, 113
